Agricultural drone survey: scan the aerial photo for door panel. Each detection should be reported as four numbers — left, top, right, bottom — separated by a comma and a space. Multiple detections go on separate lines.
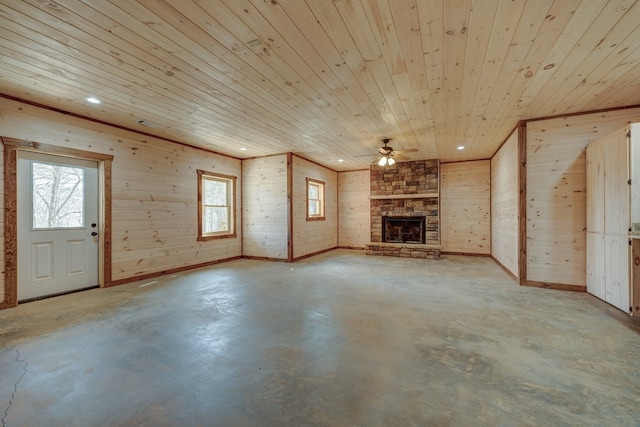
32, 242, 54, 281
17, 151, 99, 301
67, 240, 87, 275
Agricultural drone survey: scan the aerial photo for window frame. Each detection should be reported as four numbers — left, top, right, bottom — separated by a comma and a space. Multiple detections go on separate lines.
197, 170, 237, 241
306, 177, 325, 221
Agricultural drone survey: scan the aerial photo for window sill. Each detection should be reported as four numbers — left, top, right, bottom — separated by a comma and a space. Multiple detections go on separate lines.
198, 233, 237, 241
306, 217, 325, 221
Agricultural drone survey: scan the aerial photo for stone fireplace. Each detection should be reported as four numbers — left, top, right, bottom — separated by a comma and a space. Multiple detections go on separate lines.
365, 160, 441, 259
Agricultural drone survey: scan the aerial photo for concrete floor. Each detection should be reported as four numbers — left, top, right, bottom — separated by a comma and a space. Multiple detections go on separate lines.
1, 250, 640, 426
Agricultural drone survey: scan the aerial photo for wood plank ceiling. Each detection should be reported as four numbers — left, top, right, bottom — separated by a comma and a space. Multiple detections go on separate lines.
1, 0, 640, 170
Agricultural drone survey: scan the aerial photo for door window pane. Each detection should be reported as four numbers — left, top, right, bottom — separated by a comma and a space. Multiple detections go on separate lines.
32, 162, 85, 229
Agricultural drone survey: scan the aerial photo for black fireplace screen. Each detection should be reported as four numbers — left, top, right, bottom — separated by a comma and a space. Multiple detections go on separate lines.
382, 216, 426, 244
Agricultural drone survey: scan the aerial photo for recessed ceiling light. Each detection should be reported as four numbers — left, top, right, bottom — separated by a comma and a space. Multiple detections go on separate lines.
338, 159, 344, 163
86, 97, 101, 104
240, 147, 247, 151
457, 146, 465, 150
136, 119, 159, 128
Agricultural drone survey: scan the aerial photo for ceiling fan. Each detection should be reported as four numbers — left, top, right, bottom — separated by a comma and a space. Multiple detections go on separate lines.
373, 138, 418, 166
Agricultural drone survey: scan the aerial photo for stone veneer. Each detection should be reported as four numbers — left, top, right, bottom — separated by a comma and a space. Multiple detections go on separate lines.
366, 159, 441, 259
365, 242, 441, 259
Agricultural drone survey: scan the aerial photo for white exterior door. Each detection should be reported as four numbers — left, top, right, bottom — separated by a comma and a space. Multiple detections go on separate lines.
17, 151, 99, 301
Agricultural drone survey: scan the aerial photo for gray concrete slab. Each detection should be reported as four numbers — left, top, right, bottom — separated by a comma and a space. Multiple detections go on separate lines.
1, 250, 639, 426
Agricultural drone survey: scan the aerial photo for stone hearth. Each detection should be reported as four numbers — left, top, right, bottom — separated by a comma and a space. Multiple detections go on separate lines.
365, 242, 441, 259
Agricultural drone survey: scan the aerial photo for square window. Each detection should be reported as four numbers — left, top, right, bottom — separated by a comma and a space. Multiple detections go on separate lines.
31, 161, 85, 229
198, 170, 236, 240
306, 178, 325, 221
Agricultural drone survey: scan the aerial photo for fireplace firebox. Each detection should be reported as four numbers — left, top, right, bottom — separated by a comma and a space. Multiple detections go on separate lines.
382, 216, 426, 244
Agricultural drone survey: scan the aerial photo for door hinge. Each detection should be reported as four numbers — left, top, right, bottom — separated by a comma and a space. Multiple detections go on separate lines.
627, 130, 632, 137
628, 179, 632, 185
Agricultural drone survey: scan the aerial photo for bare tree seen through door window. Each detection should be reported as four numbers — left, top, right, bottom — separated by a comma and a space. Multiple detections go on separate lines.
32, 161, 85, 229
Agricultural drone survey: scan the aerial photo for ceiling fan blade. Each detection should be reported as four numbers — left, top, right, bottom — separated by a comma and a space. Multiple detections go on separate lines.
378, 147, 388, 155
393, 154, 410, 161
393, 148, 418, 154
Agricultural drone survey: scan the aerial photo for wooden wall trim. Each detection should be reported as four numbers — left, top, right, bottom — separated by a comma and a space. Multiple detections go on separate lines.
1, 137, 113, 305
3, 141, 18, 307
486, 105, 631, 162
491, 256, 518, 282
442, 252, 492, 257
245, 153, 369, 173
523, 280, 586, 293
518, 121, 527, 286
489, 158, 493, 255
102, 159, 113, 287
2, 137, 115, 162
242, 152, 290, 161
523, 103, 640, 123
242, 256, 288, 262
0, 93, 240, 161
291, 152, 338, 173
336, 170, 340, 246
287, 152, 294, 263
491, 124, 520, 160
240, 160, 244, 257
109, 256, 243, 287
292, 246, 338, 262
440, 158, 491, 165
437, 160, 441, 245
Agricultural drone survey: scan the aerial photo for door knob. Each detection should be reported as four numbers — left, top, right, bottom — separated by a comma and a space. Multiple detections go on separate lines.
91, 232, 98, 236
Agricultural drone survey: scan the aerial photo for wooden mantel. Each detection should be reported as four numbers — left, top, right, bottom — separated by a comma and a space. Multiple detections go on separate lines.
369, 192, 439, 200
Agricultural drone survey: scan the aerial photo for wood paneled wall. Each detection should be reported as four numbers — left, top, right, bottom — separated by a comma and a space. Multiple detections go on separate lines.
338, 170, 369, 248
441, 161, 490, 254
491, 132, 519, 278
292, 156, 337, 259
0, 98, 242, 298
242, 155, 288, 260
0, 142, 4, 303
526, 107, 640, 287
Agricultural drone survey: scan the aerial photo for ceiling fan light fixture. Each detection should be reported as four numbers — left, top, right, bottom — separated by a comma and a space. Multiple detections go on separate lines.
377, 156, 388, 166
387, 157, 396, 166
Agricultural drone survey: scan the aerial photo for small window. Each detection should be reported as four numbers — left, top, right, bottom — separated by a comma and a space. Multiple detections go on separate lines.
306, 178, 325, 221
198, 170, 236, 240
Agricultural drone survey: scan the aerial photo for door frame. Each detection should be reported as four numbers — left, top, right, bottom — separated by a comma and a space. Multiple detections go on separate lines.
1, 137, 114, 308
